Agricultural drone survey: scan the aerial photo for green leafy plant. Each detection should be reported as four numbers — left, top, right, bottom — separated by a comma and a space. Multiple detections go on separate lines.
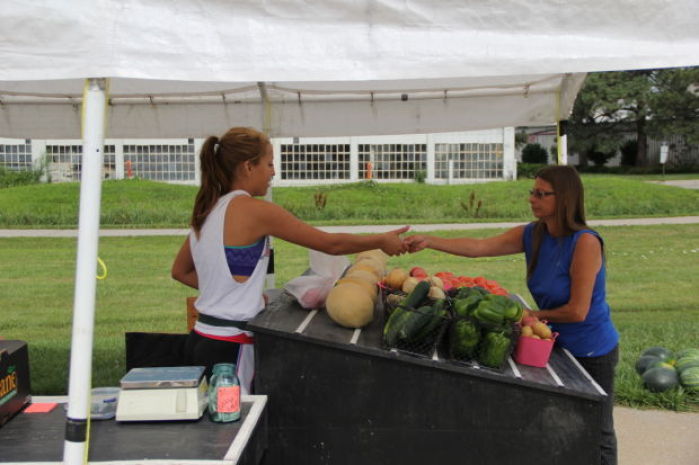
313, 191, 327, 210
460, 191, 483, 218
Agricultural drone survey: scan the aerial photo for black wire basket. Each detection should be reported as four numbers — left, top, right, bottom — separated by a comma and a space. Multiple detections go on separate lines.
442, 317, 520, 372
382, 305, 450, 358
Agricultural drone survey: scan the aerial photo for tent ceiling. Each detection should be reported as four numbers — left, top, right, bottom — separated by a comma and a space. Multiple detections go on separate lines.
1, 0, 698, 138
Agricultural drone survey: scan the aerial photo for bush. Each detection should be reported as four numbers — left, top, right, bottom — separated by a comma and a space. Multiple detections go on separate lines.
517, 163, 548, 179
0, 166, 42, 188
521, 143, 549, 164
620, 140, 638, 166
586, 148, 617, 167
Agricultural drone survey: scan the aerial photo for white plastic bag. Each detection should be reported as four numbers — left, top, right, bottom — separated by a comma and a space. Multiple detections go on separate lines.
284, 250, 350, 309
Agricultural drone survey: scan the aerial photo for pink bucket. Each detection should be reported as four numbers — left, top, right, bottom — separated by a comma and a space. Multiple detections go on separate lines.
514, 332, 558, 367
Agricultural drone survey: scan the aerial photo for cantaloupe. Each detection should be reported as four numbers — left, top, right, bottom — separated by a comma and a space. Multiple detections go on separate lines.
353, 255, 386, 277
347, 263, 381, 281
325, 283, 375, 328
335, 277, 378, 303
357, 249, 389, 265
344, 268, 379, 286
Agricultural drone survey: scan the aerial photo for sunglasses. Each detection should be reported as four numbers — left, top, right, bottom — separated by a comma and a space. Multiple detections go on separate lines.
529, 189, 556, 199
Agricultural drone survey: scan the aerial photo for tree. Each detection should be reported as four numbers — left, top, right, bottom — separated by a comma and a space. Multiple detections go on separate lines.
568, 67, 699, 167
647, 68, 699, 144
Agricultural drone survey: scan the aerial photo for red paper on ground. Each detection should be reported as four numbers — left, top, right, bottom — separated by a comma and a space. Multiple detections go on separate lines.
24, 403, 58, 413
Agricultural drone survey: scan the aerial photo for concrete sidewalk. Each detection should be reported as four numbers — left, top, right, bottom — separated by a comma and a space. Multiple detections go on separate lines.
1, 215, 699, 237
616, 406, 699, 465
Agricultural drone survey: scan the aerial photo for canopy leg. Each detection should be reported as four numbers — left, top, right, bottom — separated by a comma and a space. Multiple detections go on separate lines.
63, 78, 107, 465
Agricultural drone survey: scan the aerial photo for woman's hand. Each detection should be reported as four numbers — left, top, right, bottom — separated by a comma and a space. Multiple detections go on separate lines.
380, 226, 410, 256
404, 234, 430, 253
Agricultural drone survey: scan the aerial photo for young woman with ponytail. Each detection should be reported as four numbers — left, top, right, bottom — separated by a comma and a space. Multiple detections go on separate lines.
171, 127, 409, 394
404, 165, 619, 465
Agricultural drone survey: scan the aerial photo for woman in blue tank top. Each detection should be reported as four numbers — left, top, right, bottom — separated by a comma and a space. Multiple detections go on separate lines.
404, 166, 619, 465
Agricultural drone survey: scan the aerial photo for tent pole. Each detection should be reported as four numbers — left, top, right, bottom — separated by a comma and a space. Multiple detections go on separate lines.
557, 120, 568, 165
63, 78, 107, 465
257, 82, 275, 290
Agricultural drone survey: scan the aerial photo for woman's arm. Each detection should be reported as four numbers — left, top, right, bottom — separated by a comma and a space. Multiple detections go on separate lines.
529, 232, 602, 323
171, 237, 199, 289
404, 226, 525, 258
247, 198, 408, 256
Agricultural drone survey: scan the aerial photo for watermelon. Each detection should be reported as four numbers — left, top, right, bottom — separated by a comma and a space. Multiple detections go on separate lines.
642, 366, 679, 392
648, 360, 675, 371
675, 348, 699, 360
675, 355, 699, 374
635, 355, 660, 375
679, 366, 699, 392
641, 346, 674, 362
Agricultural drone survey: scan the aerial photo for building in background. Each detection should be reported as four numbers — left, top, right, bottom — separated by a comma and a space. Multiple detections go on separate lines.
0, 128, 517, 186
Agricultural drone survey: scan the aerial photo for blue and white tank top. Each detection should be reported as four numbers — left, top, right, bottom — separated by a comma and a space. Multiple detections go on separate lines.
189, 190, 270, 337
523, 222, 619, 357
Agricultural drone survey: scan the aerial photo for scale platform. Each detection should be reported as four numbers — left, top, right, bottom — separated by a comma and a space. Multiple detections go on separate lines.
115, 366, 208, 422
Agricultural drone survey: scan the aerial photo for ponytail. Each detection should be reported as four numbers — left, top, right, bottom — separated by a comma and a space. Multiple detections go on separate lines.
191, 136, 231, 234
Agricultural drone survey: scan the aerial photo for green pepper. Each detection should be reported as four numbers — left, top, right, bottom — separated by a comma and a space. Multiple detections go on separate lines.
451, 319, 481, 359
502, 300, 523, 322
453, 294, 482, 318
472, 299, 505, 325
477, 330, 512, 368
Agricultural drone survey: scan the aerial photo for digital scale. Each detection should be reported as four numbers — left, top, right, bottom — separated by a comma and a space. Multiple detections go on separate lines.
115, 366, 208, 422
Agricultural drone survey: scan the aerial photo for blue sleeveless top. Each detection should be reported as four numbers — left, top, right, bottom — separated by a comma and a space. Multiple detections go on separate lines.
523, 223, 619, 357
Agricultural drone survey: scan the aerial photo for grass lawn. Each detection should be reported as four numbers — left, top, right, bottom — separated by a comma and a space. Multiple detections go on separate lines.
1, 224, 697, 411
1, 175, 698, 228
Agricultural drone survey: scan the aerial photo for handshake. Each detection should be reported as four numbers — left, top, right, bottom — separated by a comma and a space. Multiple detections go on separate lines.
380, 226, 429, 256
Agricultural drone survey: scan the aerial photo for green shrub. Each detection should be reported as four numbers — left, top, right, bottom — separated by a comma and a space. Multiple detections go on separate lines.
521, 143, 549, 164
414, 169, 427, 183
587, 148, 617, 167
0, 166, 42, 188
517, 163, 547, 179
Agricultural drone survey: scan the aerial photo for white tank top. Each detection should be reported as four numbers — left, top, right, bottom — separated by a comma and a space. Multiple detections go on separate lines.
190, 190, 270, 337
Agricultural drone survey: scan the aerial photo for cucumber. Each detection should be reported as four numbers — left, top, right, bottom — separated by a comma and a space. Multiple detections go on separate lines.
403, 280, 431, 309
398, 305, 435, 341
384, 281, 431, 346
383, 306, 410, 346
410, 299, 448, 342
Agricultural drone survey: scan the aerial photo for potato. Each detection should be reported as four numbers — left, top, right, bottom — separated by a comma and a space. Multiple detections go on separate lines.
384, 268, 409, 290
428, 286, 446, 300
401, 276, 420, 294
532, 321, 552, 339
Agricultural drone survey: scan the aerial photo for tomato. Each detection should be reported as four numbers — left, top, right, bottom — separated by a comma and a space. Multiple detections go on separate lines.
434, 271, 455, 280
409, 266, 428, 278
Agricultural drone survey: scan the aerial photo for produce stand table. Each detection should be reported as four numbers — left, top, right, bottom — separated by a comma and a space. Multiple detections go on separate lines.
0, 395, 267, 465
248, 291, 606, 465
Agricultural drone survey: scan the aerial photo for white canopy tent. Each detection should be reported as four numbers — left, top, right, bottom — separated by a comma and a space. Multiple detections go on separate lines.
2, 1, 699, 464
